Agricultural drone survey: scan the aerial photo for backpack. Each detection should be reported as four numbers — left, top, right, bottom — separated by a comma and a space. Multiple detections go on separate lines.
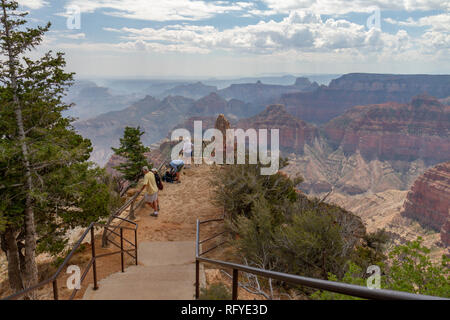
162, 171, 177, 183
154, 172, 164, 190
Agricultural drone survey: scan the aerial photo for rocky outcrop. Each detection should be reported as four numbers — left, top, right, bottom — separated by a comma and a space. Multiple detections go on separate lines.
215, 114, 231, 137
401, 162, 450, 246
283, 145, 428, 196
236, 104, 318, 153
323, 95, 450, 164
442, 221, 450, 247
441, 219, 450, 247
280, 73, 450, 123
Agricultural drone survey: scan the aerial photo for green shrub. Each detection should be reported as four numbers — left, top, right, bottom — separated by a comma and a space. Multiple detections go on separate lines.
199, 283, 232, 300
212, 161, 391, 298
386, 237, 449, 298
313, 238, 450, 299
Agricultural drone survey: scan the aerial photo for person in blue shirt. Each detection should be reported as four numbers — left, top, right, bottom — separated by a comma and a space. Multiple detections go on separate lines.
169, 159, 184, 183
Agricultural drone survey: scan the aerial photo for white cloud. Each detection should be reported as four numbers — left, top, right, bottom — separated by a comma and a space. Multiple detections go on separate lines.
104, 11, 412, 54
18, 0, 48, 9
259, 0, 449, 16
385, 14, 450, 31
384, 13, 449, 53
64, 0, 254, 21
65, 33, 86, 40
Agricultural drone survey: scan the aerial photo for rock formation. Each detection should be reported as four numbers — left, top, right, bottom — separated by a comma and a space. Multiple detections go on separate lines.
401, 162, 450, 246
323, 95, 450, 164
215, 114, 232, 154
215, 114, 231, 137
236, 104, 317, 153
283, 146, 428, 196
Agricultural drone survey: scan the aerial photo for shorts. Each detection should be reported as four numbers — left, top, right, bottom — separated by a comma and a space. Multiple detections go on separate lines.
145, 192, 158, 203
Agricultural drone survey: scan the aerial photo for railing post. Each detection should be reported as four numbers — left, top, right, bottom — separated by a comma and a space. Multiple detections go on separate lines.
129, 198, 136, 221
135, 228, 138, 266
120, 228, 124, 272
195, 260, 200, 299
232, 269, 239, 300
196, 219, 200, 257
91, 227, 98, 290
52, 279, 59, 300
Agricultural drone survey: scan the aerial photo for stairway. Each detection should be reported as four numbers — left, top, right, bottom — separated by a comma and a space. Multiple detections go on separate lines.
83, 241, 196, 300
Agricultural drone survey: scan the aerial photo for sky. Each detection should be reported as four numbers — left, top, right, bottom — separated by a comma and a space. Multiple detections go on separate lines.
16, 0, 450, 79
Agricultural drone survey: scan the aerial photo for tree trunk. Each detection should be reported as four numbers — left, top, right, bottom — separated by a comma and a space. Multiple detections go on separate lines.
1, 2, 39, 298
2, 228, 24, 293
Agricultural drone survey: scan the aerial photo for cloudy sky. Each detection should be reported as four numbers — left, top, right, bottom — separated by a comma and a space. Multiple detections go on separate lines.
18, 0, 450, 79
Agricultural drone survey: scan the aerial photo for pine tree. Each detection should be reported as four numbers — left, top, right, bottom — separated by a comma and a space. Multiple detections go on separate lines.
0, 0, 119, 298
112, 126, 151, 184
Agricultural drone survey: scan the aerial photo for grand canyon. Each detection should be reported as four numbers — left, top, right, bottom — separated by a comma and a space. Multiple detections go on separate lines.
76, 73, 450, 255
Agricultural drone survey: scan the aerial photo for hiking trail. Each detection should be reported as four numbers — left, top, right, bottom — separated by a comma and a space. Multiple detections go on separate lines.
83, 165, 223, 300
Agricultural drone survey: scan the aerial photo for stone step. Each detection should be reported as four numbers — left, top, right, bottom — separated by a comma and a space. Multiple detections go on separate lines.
83, 265, 195, 300
83, 241, 197, 300
138, 241, 195, 267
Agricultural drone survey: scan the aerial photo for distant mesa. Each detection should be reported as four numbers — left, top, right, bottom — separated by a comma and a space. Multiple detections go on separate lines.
218, 77, 318, 107
158, 81, 218, 100
401, 162, 450, 247
280, 73, 450, 123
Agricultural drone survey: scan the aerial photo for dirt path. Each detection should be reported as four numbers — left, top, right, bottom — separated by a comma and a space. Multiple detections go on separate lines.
80, 165, 224, 300
135, 164, 223, 243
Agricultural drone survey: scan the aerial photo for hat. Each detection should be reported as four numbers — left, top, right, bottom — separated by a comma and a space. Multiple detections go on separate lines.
142, 166, 149, 172
151, 168, 158, 173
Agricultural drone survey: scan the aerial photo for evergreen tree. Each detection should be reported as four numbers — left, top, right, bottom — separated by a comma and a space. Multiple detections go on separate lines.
0, 0, 119, 297
112, 126, 151, 184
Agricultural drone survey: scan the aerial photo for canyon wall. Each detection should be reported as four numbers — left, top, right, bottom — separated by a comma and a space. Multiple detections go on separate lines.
323, 95, 450, 164
236, 104, 318, 154
401, 162, 450, 246
280, 73, 450, 123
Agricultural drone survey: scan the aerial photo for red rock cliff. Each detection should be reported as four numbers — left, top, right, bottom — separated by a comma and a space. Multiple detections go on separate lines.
401, 162, 450, 246
237, 104, 317, 153
323, 95, 450, 163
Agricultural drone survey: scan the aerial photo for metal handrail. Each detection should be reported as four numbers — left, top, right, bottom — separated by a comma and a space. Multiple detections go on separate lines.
102, 189, 143, 246
3, 216, 138, 300
195, 218, 448, 301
